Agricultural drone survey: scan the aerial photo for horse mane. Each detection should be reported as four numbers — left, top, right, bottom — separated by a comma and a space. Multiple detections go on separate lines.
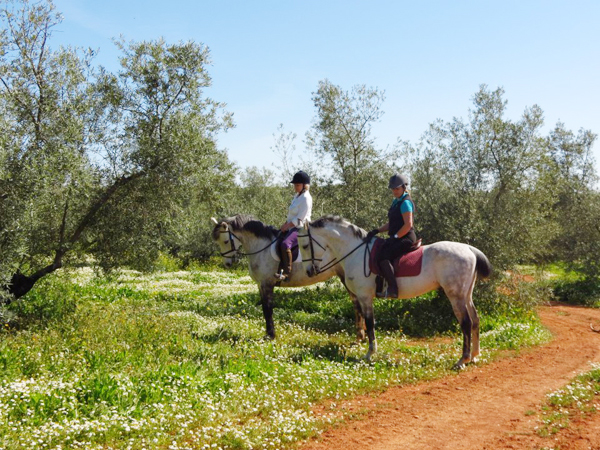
310, 215, 367, 240
212, 214, 279, 240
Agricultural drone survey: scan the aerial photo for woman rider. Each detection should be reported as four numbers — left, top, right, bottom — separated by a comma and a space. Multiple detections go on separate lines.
366, 174, 417, 298
275, 171, 312, 280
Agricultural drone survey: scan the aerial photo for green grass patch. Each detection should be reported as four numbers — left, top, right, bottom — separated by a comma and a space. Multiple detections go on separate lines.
536, 364, 600, 438
0, 265, 551, 450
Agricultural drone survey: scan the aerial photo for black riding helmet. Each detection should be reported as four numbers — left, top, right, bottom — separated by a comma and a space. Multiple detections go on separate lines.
290, 171, 310, 185
388, 173, 409, 189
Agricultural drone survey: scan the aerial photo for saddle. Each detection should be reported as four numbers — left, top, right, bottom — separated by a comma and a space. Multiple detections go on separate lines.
369, 238, 423, 277
271, 239, 300, 263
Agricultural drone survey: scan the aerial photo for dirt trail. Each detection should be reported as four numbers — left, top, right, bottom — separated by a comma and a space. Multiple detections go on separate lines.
302, 304, 600, 450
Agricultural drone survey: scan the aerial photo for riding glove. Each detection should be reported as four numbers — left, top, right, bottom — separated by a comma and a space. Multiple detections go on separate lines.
365, 229, 379, 241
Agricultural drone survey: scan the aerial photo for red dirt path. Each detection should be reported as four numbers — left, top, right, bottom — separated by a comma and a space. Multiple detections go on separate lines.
301, 304, 600, 450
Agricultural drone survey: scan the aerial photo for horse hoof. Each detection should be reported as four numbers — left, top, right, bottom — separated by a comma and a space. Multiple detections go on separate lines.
452, 356, 471, 370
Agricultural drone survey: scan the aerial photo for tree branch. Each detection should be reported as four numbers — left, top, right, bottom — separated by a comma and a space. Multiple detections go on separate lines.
68, 170, 146, 246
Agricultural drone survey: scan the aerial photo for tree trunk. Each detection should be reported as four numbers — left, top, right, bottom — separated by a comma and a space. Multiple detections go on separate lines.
5, 272, 38, 301
3, 261, 62, 303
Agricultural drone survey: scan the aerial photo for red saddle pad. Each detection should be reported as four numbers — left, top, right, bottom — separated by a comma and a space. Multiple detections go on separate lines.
369, 238, 424, 277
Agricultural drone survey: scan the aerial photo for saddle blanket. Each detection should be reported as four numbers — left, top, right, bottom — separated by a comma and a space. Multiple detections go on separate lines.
270, 242, 302, 263
369, 238, 424, 277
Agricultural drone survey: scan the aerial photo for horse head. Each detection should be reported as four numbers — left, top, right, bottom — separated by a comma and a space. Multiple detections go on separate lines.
210, 217, 241, 268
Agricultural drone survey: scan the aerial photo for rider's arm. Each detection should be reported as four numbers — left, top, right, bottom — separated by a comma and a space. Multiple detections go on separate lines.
394, 212, 413, 238
280, 221, 294, 231
378, 222, 390, 233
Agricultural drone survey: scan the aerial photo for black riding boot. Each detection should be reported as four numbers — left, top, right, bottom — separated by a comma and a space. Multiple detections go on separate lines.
377, 259, 398, 298
275, 248, 293, 281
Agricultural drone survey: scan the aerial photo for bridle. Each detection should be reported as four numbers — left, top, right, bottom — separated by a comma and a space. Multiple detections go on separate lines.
218, 226, 280, 257
219, 228, 241, 258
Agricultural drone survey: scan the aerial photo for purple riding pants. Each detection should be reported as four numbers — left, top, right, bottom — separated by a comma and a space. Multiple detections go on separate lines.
280, 228, 298, 250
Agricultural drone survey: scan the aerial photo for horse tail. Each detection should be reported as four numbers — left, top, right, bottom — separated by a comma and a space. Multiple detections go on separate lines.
469, 246, 492, 279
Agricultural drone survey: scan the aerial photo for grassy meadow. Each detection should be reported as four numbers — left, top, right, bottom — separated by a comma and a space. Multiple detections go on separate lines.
0, 260, 552, 450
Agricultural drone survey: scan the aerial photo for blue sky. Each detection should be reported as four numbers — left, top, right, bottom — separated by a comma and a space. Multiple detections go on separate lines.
52, 0, 600, 171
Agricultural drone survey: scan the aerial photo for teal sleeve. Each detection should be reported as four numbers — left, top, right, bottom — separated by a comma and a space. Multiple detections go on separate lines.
400, 199, 413, 214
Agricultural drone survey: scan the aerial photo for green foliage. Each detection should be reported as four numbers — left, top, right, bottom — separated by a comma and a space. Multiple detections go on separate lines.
545, 124, 600, 280
0, 0, 99, 291
406, 86, 555, 268
0, 0, 236, 298
306, 79, 400, 228
236, 166, 290, 228
552, 278, 600, 307
402, 85, 600, 279
541, 263, 600, 306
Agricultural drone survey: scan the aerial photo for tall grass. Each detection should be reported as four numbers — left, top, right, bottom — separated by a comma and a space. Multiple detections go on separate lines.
0, 265, 550, 450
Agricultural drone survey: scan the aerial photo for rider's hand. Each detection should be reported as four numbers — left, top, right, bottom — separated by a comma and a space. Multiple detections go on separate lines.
365, 229, 379, 241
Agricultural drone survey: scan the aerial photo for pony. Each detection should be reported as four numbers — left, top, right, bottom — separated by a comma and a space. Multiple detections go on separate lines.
210, 215, 366, 341
298, 216, 492, 369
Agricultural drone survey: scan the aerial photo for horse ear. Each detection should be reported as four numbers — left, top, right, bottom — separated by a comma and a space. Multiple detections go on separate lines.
210, 217, 219, 225
221, 222, 229, 231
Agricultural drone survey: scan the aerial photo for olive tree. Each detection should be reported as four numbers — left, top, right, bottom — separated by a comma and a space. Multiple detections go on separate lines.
544, 123, 599, 278
0, 0, 233, 301
406, 86, 556, 268
0, 0, 100, 299
306, 79, 399, 228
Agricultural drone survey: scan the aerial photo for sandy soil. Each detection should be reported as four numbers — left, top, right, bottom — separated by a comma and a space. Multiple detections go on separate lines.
301, 303, 600, 450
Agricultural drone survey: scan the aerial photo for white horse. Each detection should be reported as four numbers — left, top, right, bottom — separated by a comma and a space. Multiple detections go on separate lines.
210, 215, 366, 341
298, 216, 492, 369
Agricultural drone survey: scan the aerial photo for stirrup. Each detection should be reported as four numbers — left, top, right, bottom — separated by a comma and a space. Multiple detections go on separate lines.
376, 288, 397, 299
376, 288, 390, 298
274, 270, 289, 281
376, 279, 388, 298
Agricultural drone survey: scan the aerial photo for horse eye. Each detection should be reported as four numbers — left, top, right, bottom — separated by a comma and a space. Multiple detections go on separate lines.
302, 245, 309, 249
224, 240, 229, 244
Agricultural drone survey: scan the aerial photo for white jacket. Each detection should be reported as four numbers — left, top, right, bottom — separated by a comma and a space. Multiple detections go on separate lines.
286, 190, 312, 228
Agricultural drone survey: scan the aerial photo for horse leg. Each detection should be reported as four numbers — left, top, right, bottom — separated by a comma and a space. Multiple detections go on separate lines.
352, 297, 367, 342
338, 275, 366, 342
448, 297, 472, 370
467, 300, 480, 361
259, 283, 276, 339
466, 276, 480, 361
360, 297, 377, 361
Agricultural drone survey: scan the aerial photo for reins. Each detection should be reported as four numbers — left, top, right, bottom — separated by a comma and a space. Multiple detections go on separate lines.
298, 226, 371, 275
297, 226, 326, 265
318, 239, 367, 274
219, 229, 279, 257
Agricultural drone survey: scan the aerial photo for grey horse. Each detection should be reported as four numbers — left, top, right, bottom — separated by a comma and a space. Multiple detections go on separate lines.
210, 215, 366, 341
298, 216, 492, 369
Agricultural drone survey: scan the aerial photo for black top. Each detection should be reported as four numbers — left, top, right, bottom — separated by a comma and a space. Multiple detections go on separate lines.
387, 192, 415, 238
